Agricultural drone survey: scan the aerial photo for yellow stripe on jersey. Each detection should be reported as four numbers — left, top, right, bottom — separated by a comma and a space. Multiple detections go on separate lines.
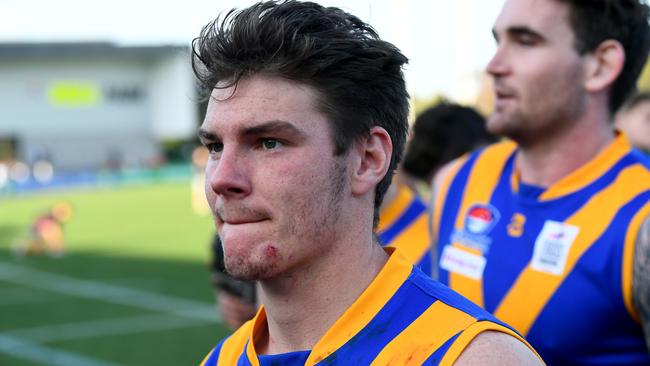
217, 318, 256, 366
370, 300, 475, 365
450, 141, 517, 308
378, 186, 414, 233
439, 321, 541, 366
495, 164, 650, 335
622, 201, 650, 322
540, 134, 629, 200
306, 247, 412, 364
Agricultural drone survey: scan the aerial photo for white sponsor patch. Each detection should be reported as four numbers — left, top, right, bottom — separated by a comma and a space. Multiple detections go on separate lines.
530, 220, 580, 275
440, 245, 487, 280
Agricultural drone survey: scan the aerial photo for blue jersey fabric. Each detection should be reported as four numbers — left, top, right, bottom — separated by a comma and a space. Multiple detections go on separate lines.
433, 135, 650, 365
201, 248, 536, 366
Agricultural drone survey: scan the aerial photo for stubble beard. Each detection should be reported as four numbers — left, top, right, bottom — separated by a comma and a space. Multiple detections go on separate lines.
223, 157, 347, 281
489, 88, 585, 148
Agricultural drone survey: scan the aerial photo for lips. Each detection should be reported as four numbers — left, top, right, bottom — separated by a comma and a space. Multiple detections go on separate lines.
223, 218, 266, 225
215, 206, 268, 226
493, 82, 516, 100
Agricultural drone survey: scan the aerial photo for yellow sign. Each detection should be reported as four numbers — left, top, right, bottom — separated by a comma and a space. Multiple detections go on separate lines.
48, 81, 101, 107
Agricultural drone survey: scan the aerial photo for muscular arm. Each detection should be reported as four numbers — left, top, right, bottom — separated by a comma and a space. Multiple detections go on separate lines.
454, 331, 544, 366
632, 215, 650, 351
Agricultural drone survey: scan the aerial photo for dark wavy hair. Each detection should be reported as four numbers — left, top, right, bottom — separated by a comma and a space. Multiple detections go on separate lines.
192, 0, 409, 226
402, 102, 498, 182
559, 0, 650, 113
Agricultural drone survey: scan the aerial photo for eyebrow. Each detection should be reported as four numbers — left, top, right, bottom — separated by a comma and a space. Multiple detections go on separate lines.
498, 26, 545, 42
198, 120, 306, 141
241, 120, 305, 138
198, 128, 216, 141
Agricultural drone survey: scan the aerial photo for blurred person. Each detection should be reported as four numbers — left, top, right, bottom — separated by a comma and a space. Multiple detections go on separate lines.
431, 0, 650, 364
400, 102, 498, 198
616, 92, 650, 153
210, 235, 257, 330
191, 145, 211, 215
13, 202, 73, 257
195, 1, 543, 365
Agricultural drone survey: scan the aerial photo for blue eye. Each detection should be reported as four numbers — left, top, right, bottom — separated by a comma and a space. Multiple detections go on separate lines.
207, 142, 223, 154
262, 139, 281, 149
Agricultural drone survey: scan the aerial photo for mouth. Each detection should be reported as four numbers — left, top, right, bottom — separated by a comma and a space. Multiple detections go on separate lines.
222, 218, 267, 225
495, 89, 514, 100
215, 206, 269, 227
493, 88, 516, 111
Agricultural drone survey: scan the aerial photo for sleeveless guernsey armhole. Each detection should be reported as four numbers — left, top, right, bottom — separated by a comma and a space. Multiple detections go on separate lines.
437, 321, 543, 366
622, 202, 650, 322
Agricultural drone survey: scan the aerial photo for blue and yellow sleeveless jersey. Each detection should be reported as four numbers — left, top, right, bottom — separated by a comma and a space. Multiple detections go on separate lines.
378, 185, 432, 275
200, 248, 539, 366
432, 135, 650, 365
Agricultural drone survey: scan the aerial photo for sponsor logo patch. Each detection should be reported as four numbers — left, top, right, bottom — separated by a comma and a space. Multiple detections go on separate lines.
449, 204, 500, 253
530, 220, 580, 275
440, 245, 487, 280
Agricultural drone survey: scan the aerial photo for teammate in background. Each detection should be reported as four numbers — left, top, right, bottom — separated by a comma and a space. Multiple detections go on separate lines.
195, 1, 542, 365
210, 235, 257, 330
400, 102, 498, 199
431, 0, 650, 364
379, 103, 497, 276
616, 92, 650, 154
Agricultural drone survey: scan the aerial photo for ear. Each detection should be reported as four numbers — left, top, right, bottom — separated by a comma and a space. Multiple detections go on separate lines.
350, 126, 393, 197
584, 39, 625, 93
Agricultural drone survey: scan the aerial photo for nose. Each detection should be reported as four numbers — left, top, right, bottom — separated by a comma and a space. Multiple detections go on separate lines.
206, 149, 251, 199
486, 45, 509, 77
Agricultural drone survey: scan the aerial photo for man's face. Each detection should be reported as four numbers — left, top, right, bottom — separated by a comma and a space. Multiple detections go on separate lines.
486, 0, 587, 144
200, 76, 348, 281
616, 101, 650, 151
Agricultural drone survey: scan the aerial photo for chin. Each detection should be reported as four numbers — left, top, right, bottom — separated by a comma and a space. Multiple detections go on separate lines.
224, 255, 280, 281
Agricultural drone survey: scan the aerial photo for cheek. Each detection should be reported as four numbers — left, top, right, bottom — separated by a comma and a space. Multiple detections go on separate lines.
204, 180, 215, 208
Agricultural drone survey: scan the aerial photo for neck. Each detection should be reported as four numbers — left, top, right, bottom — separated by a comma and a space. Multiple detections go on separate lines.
255, 214, 388, 355
516, 109, 615, 187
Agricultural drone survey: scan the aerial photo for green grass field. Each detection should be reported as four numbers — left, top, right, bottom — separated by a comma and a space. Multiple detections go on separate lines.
0, 181, 231, 365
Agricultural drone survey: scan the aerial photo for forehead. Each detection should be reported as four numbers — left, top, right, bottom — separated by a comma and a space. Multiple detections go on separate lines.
202, 76, 327, 133
494, 0, 573, 36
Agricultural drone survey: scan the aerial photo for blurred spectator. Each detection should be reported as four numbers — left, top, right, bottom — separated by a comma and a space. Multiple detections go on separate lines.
191, 146, 211, 215
400, 102, 498, 197
616, 92, 650, 153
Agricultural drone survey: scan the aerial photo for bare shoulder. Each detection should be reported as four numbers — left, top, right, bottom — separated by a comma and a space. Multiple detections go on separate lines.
431, 159, 460, 197
632, 214, 650, 348
454, 331, 544, 366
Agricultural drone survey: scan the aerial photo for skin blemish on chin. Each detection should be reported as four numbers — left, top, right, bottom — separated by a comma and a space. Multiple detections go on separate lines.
265, 245, 278, 258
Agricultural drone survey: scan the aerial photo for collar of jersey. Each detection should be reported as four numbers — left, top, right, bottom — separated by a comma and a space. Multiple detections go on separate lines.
243, 246, 413, 365
510, 133, 630, 201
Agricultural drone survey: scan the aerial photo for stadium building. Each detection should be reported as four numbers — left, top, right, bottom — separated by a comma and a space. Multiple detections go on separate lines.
0, 42, 198, 173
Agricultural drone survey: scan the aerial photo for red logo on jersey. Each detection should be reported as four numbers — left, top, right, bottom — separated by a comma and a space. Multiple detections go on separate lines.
465, 204, 500, 235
